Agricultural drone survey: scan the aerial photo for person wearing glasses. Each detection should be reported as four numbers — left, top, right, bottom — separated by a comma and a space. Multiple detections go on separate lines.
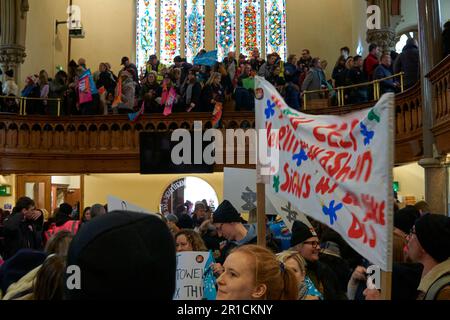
290, 220, 346, 300
407, 214, 450, 300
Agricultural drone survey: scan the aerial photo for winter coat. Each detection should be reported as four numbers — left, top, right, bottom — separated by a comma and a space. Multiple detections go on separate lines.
363, 53, 379, 80
394, 44, 420, 89
3, 213, 44, 260
302, 68, 326, 100
374, 64, 397, 94
306, 260, 348, 300
417, 259, 450, 300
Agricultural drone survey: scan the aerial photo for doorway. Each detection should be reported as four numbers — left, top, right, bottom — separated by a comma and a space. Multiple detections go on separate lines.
16, 175, 84, 216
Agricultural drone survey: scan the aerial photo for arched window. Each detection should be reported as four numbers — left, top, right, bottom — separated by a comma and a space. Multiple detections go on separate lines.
395, 28, 418, 54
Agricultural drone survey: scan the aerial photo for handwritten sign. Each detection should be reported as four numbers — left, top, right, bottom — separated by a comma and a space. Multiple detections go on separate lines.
224, 168, 310, 231
255, 76, 394, 271
107, 195, 160, 219
174, 251, 216, 301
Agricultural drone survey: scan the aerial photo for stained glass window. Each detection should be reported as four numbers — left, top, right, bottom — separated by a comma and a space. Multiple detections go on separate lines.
185, 0, 206, 63
264, 0, 287, 61
239, 0, 261, 58
160, 0, 181, 66
136, 0, 157, 74
215, 0, 236, 62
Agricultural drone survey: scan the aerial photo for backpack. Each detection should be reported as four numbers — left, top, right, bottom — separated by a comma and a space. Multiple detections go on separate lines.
44, 220, 80, 242
425, 273, 450, 300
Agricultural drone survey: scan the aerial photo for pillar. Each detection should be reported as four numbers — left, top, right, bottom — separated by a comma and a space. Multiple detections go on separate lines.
0, 0, 29, 83
417, 0, 447, 215
366, 0, 401, 53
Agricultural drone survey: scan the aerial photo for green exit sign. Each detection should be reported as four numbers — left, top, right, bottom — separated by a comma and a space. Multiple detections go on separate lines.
0, 185, 12, 197
393, 181, 399, 192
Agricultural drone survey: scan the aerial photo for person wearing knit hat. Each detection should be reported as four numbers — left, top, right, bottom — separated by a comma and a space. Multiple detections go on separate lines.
407, 214, 450, 300
65, 211, 176, 300
394, 206, 420, 235
290, 220, 346, 300
212, 200, 280, 269
290, 220, 320, 262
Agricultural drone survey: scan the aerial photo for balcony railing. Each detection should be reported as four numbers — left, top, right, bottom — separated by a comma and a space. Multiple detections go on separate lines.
3, 55, 450, 173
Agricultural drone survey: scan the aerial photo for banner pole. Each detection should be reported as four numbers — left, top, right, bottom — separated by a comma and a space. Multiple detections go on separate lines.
257, 183, 266, 247
380, 93, 395, 300
380, 271, 392, 300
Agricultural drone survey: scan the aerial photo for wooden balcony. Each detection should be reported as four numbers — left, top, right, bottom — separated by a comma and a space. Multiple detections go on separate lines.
2, 55, 450, 173
428, 55, 450, 155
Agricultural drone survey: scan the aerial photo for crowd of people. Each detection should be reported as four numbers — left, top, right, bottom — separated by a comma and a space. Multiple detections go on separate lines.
0, 196, 449, 300
0, 40, 421, 117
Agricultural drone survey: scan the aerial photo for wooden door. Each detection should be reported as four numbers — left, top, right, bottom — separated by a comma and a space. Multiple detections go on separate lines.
16, 175, 52, 213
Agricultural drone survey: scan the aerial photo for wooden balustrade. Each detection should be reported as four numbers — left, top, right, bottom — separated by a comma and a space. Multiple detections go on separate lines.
428, 55, 450, 155
0, 112, 255, 173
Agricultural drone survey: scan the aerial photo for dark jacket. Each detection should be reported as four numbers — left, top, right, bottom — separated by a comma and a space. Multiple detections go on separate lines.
394, 44, 420, 89
306, 260, 348, 300
443, 27, 450, 57
332, 66, 348, 87
374, 64, 397, 94
3, 212, 44, 260
347, 67, 369, 103
182, 81, 202, 111
199, 83, 224, 112
234, 86, 254, 111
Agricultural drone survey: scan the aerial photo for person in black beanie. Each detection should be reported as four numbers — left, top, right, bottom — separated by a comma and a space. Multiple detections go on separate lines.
3, 197, 43, 259
65, 211, 176, 300
406, 214, 450, 300
212, 200, 279, 268
291, 220, 347, 300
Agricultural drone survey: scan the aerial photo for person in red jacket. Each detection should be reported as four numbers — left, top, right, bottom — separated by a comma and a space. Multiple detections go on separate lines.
364, 43, 380, 81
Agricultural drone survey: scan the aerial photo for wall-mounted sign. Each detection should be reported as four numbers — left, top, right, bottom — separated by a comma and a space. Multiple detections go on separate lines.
160, 179, 186, 216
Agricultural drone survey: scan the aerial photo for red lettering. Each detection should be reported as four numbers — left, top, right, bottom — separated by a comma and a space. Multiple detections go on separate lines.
348, 212, 377, 249
313, 124, 337, 143
361, 195, 386, 226
290, 117, 314, 130
280, 163, 311, 200
328, 152, 350, 177
319, 151, 335, 171
315, 176, 338, 195
307, 145, 325, 160
343, 192, 361, 207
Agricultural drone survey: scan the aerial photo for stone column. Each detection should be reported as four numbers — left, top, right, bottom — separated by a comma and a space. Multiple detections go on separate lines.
366, 0, 401, 53
417, 0, 447, 214
0, 0, 28, 82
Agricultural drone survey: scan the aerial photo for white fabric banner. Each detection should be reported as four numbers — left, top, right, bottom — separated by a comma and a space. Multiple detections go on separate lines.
174, 251, 216, 300
255, 76, 394, 271
223, 167, 310, 231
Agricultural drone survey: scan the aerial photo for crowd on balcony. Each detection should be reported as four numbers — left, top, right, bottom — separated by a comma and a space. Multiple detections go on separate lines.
0, 40, 420, 117
1, 196, 449, 300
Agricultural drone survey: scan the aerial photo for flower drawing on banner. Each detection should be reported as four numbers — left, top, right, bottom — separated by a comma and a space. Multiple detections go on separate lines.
273, 176, 280, 193
322, 200, 343, 225
265, 100, 276, 119
368, 109, 381, 123
360, 122, 375, 146
292, 148, 308, 167
281, 202, 299, 223
241, 187, 257, 211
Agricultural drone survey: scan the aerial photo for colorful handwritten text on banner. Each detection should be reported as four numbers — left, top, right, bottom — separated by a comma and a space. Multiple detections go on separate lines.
255, 76, 394, 271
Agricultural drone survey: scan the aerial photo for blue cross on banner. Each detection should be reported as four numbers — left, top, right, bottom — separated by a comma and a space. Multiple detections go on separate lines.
193, 50, 218, 67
